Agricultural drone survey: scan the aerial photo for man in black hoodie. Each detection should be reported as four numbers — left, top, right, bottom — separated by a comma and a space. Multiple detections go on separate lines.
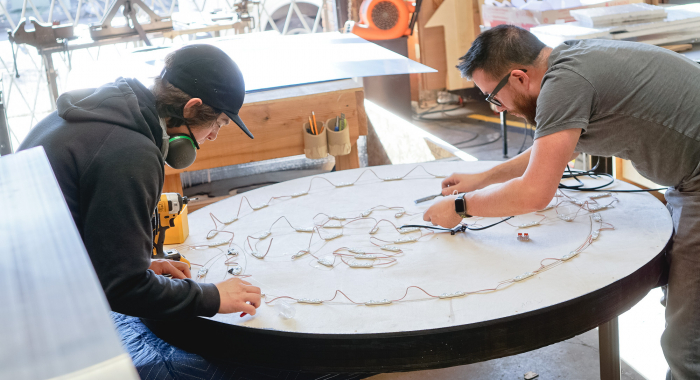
18, 44, 261, 321
20, 44, 375, 380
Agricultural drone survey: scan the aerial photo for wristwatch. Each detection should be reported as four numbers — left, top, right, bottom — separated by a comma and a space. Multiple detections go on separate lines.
454, 193, 472, 218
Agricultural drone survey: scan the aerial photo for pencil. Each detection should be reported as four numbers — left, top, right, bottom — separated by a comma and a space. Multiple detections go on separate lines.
312, 112, 318, 135
309, 116, 316, 135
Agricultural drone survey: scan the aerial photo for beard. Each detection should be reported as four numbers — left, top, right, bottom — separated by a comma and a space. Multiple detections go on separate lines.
511, 91, 538, 127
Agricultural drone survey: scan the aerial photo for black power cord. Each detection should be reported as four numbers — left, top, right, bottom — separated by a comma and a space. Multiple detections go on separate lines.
560, 159, 667, 192
401, 216, 514, 234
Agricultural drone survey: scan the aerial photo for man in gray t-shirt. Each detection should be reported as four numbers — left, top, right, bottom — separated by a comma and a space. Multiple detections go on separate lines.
422, 25, 700, 380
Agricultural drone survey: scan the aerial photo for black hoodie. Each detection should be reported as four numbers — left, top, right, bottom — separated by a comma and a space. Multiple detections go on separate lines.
18, 78, 220, 320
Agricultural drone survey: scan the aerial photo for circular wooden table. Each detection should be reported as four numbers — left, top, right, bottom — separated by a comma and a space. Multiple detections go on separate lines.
147, 162, 672, 378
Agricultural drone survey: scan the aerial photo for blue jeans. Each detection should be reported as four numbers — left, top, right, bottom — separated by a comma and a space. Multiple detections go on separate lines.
663, 187, 700, 380
112, 313, 375, 380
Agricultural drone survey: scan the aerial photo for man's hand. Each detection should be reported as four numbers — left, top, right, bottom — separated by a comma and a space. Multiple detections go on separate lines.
149, 259, 191, 279
441, 173, 486, 196
216, 278, 261, 315
423, 195, 462, 228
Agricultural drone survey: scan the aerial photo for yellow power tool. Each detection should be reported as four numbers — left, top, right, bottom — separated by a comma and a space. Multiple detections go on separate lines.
153, 193, 191, 267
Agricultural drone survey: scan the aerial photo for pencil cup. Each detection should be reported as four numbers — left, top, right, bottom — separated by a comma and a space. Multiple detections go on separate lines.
325, 118, 351, 156
303, 121, 328, 159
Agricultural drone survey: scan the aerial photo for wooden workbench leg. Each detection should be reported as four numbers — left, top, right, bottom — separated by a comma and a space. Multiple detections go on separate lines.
599, 317, 621, 380
163, 173, 184, 194
335, 142, 360, 170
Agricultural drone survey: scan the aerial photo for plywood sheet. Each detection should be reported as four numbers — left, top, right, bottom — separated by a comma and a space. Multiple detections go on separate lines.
425, 0, 476, 90
66, 32, 437, 94
169, 161, 672, 335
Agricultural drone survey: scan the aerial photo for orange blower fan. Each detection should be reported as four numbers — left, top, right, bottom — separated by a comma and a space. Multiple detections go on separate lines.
344, 0, 423, 41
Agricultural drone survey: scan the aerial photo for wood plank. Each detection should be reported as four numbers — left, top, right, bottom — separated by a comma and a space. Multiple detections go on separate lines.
661, 43, 692, 52
164, 88, 365, 175
335, 141, 360, 170
426, 0, 477, 90
417, 0, 448, 92
355, 90, 368, 136
163, 173, 184, 194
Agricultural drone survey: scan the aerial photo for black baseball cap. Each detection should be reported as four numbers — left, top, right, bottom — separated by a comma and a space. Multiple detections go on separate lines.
162, 44, 253, 139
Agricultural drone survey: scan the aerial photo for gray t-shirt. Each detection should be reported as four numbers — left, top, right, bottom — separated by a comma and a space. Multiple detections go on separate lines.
534, 39, 700, 189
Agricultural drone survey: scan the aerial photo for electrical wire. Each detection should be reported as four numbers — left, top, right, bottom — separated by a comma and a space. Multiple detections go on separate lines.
401, 216, 514, 232
560, 159, 667, 192
455, 133, 502, 149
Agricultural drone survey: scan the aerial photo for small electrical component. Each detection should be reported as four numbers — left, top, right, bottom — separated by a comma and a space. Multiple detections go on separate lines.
561, 251, 579, 261
227, 247, 239, 256
365, 299, 392, 306
321, 232, 343, 240
517, 233, 530, 242
324, 221, 343, 228
294, 226, 314, 233
380, 245, 401, 252
369, 227, 379, 234
228, 266, 243, 275
394, 211, 405, 218
206, 230, 218, 239
291, 192, 308, 198
590, 192, 612, 199
329, 215, 346, 221
207, 239, 229, 247
518, 221, 540, 228
348, 260, 373, 268
398, 227, 419, 234
361, 210, 372, 217
298, 298, 323, 304
558, 214, 574, 222
335, 182, 353, 188
251, 203, 269, 210
394, 237, 417, 244
251, 251, 265, 259
592, 230, 600, 240
355, 253, 380, 259
592, 213, 602, 222
439, 291, 466, 299
434, 174, 447, 178
318, 257, 334, 267
381, 176, 402, 181
347, 247, 365, 254
223, 217, 238, 224
254, 230, 271, 239
291, 250, 309, 260
276, 300, 296, 319
197, 268, 209, 278
588, 204, 613, 211
513, 272, 535, 282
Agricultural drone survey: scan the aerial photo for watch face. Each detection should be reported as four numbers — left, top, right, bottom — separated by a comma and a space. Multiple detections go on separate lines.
455, 197, 466, 213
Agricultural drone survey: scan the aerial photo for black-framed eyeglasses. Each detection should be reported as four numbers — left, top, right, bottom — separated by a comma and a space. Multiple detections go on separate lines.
485, 69, 527, 107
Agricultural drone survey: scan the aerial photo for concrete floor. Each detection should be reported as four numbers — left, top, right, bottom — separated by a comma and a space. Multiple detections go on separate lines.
368, 329, 645, 380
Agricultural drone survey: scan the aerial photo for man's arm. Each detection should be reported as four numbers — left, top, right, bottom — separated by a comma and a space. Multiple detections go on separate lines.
441, 147, 580, 195
424, 129, 580, 226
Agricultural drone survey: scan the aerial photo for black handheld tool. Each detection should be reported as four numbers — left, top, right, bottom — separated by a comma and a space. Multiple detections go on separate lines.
414, 194, 443, 204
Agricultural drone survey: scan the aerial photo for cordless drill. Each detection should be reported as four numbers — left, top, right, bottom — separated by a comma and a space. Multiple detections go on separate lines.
152, 193, 191, 267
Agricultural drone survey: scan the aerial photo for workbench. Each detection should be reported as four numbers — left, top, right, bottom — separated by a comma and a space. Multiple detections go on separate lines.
148, 161, 671, 380
162, 78, 368, 194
